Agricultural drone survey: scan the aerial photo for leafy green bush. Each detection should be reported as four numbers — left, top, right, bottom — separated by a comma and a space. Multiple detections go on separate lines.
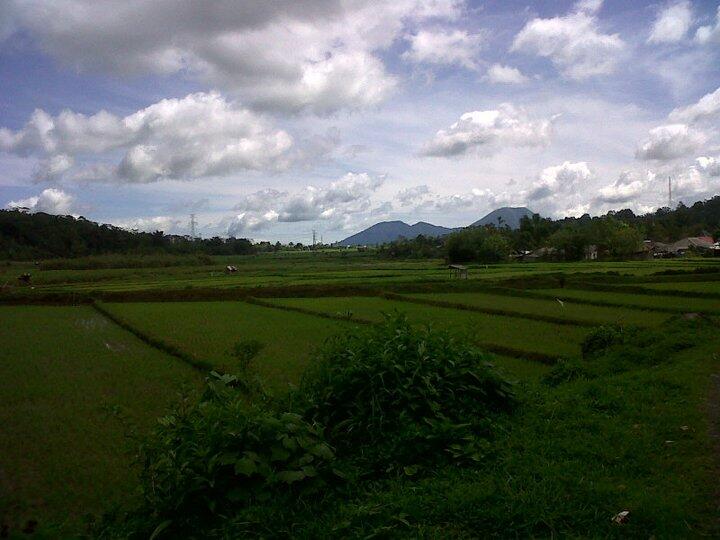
548, 318, 700, 386
295, 315, 516, 471
580, 325, 639, 358
96, 318, 520, 537
543, 358, 588, 387
230, 338, 264, 372
121, 379, 337, 538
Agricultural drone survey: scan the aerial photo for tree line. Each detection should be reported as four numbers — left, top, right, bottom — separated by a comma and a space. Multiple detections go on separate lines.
0, 210, 256, 260
379, 196, 720, 263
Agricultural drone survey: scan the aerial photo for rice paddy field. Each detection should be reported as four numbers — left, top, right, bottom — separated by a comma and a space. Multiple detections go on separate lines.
639, 281, 720, 294
0, 305, 201, 533
1, 251, 720, 536
100, 301, 357, 390
532, 287, 720, 312
261, 295, 589, 358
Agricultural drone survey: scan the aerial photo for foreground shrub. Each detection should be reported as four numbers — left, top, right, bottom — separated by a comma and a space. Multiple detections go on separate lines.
548, 317, 702, 386
116, 380, 337, 538
580, 325, 639, 359
230, 338, 264, 373
97, 318, 520, 537
295, 315, 516, 471
543, 358, 588, 387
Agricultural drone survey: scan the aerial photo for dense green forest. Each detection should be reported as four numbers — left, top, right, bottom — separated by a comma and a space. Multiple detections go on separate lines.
0, 210, 258, 260
2, 196, 719, 261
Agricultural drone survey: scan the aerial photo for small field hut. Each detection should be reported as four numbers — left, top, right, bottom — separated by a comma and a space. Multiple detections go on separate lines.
448, 264, 468, 279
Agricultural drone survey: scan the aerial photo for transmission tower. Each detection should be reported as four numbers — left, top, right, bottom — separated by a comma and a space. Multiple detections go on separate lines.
312, 229, 317, 247
190, 213, 197, 239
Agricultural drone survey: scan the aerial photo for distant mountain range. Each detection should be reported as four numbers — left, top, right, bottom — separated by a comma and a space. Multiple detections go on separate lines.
336, 207, 535, 246
336, 221, 455, 247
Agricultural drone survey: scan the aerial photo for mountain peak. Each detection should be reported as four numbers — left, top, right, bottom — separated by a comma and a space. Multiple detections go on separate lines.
337, 220, 454, 246
471, 207, 534, 229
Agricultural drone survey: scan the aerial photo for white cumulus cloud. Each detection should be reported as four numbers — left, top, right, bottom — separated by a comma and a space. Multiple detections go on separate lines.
595, 171, 649, 204
648, 1, 693, 43
7, 188, 75, 214
696, 156, 720, 177
227, 211, 280, 236
232, 189, 288, 213
403, 29, 483, 69
420, 104, 553, 157
279, 172, 383, 222
0, 92, 295, 183
117, 216, 184, 234
484, 64, 529, 84
4, 0, 464, 113
223, 172, 384, 235
527, 161, 594, 202
695, 5, 720, 44
423, 188, 508, 213
396, 185, 432, 206
668, 86, 720, 124
33, 154, 74, 181
511, 0, 624, 80
635, 124, 707, 161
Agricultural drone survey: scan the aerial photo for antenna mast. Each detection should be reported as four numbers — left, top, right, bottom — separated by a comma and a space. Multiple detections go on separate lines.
312, 229, 317, 248
668, 176, 672, 209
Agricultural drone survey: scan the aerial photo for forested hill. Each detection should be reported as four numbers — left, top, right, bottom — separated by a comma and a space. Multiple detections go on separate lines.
0, 210, 255, 260
556, 197, 720, 242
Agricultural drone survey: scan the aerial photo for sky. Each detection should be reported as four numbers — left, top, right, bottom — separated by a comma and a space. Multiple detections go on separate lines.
1, 0, 719, 243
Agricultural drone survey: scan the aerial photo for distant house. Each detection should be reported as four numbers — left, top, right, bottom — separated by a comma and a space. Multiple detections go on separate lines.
668, 236, 715, 256
510, 250, 532, 261
524, 247, 557, 262
584, 244, 598, 261
647, 240, 671, 257
448, 264, 468, 279
630, 241, 652, 260
648, 236, 715, 257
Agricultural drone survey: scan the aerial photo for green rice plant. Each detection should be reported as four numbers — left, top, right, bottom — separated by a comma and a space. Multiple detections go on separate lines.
294, 315, 517, 472
406, 291, 669, 326
0, 305, 201, 534
92, 301, 213, 371
264, 296, 589, 358
641, 281, 720, 294
531, 288, 720, 313
101, 301, 356, 389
